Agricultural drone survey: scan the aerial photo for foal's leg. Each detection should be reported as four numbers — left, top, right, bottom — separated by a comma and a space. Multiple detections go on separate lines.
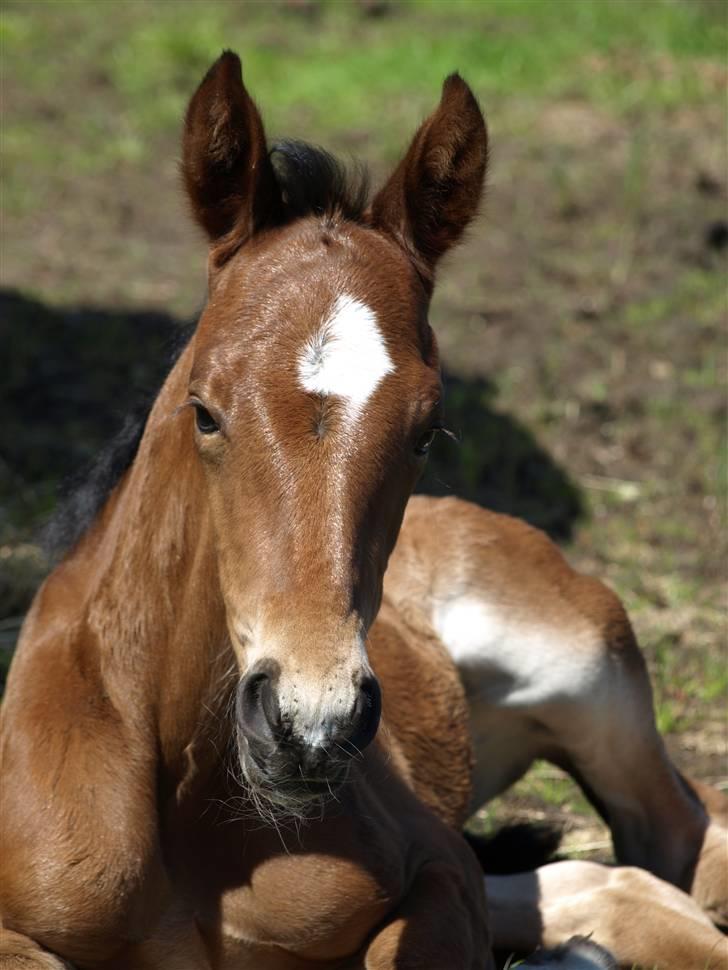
386, 497, 727, 923
487, 861, 728, 970
0, 929, 75, 969
462, 586, 727, 922
363, 863, 495, 970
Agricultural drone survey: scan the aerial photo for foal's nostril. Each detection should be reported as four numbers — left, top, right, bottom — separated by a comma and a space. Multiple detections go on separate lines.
237, 671, 281, 745
341, 676, 382, 756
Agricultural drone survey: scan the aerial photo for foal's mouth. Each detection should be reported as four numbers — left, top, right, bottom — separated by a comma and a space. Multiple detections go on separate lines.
230, 665, 381, 821
235, 732, 353, 820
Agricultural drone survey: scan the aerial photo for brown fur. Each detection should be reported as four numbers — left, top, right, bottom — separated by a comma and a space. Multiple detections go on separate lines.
0, 930, 73, 969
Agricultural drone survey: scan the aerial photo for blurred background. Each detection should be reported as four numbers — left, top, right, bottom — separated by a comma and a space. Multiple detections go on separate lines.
1, 0, 726, 857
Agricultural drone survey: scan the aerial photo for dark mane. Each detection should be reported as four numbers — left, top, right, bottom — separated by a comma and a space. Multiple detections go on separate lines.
43, 323, 194, 559
270, 140, 370, 222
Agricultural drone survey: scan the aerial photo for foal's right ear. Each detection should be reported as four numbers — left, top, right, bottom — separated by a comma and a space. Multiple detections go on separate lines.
181, 51, 282, 257
370, 74, 488, 288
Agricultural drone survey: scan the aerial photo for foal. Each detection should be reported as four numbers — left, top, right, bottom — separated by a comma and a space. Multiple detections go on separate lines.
1, 51, 495, 969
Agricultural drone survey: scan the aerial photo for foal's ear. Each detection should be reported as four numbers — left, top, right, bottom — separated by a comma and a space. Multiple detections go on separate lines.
181, 51, 281, 255
370, 75, 488, 284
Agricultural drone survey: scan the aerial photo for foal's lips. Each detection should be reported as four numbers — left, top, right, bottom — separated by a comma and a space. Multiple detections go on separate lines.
239, 738, 351, 803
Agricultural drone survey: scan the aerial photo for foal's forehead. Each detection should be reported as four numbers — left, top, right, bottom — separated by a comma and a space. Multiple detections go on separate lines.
191, 220, 437, 425
210, 219, 426, 346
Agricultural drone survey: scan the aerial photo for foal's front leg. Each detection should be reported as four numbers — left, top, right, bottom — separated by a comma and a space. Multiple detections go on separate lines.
0, 929, 75, 969
486, 861, 728, 969
363, 863, 495, 970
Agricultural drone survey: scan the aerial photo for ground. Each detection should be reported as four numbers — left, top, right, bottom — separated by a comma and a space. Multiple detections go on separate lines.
1, 0, 726, 865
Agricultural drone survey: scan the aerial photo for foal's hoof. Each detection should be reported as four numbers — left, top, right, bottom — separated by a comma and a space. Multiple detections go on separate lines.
520, 936, 617, 969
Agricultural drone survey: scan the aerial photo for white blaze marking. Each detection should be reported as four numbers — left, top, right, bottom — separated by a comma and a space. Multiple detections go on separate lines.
298, 294, 394, 416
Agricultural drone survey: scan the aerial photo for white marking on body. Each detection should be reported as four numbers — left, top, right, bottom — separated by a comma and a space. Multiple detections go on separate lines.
432, 596, 608, 708
298, 294, 394, 418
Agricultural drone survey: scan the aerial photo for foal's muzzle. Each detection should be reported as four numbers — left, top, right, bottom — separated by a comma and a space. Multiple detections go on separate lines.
235, 667, 382, 803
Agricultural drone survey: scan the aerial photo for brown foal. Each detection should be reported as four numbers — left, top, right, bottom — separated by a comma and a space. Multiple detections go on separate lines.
1, 52, 725, 970
1, 51, 492, 970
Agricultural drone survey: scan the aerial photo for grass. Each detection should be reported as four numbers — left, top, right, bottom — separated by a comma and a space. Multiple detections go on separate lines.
479, 761, 594, 830
2, 0, 726, 853
2, 0, 726, 214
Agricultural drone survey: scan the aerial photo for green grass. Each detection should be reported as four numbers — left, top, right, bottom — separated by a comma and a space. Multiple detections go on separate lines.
2, 0, 726, 209
500, 763, 593, 818
623, 268, 727, 332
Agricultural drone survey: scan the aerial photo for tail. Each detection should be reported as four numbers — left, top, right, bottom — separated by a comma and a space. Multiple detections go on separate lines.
465, 822, 563, 875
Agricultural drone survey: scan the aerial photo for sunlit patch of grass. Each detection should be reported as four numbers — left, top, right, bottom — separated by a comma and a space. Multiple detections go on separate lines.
472, 761, 595, 841
623, 269, 727, 332
512, 763, 593, 816
651, 631, 728, 734
2, 0, 725, 209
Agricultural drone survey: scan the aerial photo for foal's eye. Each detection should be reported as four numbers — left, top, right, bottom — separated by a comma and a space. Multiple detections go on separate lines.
194, 404, 219, 435
414, 428, 438, 457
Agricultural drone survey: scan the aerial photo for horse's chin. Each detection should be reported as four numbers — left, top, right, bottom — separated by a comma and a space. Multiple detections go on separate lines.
236, 743, 350, 823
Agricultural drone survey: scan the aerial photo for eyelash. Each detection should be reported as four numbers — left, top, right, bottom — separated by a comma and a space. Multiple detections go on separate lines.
414, 422, 455, 457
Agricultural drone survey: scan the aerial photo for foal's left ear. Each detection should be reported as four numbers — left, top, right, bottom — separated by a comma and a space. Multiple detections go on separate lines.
181, 51, 282, 259
370, 75, 488, 286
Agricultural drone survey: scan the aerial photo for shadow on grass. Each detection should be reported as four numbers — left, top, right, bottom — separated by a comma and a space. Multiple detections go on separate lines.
419, 373, 583, 541
1, 285, 583, 624
1, 288, 189, 503
0, 287, 192, 634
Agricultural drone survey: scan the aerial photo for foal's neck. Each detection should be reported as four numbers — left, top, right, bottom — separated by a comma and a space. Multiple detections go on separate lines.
79, 341, 234, 769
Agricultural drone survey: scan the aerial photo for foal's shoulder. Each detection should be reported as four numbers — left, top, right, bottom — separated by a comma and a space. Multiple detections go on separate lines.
368, 600, 473, 829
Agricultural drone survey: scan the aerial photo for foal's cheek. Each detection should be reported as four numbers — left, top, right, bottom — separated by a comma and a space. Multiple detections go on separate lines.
384, 469, 420, 555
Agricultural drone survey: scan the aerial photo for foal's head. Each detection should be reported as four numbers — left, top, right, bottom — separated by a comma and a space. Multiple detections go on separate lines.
181, 52, 487, 812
